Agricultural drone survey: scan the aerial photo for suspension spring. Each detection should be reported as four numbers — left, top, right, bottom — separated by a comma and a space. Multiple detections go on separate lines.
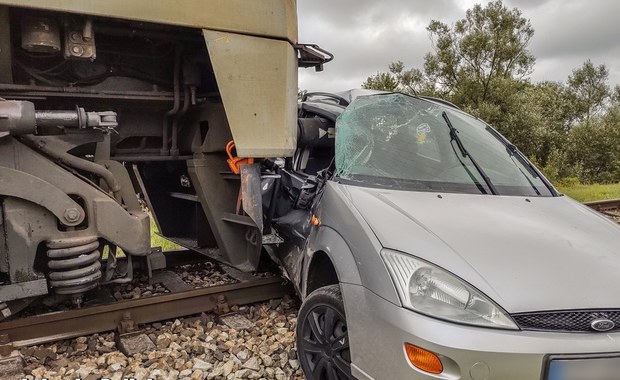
46, 236, 102, 295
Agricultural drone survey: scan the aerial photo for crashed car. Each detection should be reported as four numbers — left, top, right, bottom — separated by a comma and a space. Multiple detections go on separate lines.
261, 90, 620, 380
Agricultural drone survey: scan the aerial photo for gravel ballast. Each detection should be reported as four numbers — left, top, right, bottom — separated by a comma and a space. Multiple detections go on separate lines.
19, 295, 303, 380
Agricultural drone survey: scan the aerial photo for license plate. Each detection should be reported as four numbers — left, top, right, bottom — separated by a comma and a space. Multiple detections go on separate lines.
547, 356, 620, 380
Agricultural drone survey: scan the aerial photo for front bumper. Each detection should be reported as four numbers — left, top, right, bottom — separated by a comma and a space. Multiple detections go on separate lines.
342, 283, 620, 380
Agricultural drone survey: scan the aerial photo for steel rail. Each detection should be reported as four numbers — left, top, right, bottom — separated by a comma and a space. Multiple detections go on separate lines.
0, 276, 289, 347
584, 199, 620, 213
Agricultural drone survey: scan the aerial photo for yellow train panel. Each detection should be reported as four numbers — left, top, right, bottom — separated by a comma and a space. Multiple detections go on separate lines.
0, 0, 298, 43
204, 29, 297, 157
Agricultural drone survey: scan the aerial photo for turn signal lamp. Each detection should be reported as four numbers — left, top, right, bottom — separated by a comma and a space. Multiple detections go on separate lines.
405, 343, 443, 374
311, 215, 321, 226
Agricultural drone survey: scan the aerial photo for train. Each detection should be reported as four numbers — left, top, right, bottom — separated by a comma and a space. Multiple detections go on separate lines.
0, 0, 330, 318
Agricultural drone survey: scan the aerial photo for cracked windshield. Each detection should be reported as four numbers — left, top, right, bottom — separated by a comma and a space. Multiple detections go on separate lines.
335, 93, 554, 196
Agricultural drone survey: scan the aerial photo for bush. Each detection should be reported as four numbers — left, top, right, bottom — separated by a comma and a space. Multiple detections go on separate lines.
556, 177, 581, 188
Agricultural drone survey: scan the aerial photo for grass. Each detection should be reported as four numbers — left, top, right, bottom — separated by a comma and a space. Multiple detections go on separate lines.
555, 182, 620, 203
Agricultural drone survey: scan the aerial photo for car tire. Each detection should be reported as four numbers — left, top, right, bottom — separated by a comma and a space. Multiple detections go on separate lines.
296, 284, 354, 380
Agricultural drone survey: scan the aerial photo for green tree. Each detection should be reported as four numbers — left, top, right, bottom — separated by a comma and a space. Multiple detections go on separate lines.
362, 61, 433, 95
567, 60, 610, 126
515, 81, 574, 165
362, 71, 399, 92
566, 110, 620, 183
560, 61, 619, 183
423, 0, 535, 107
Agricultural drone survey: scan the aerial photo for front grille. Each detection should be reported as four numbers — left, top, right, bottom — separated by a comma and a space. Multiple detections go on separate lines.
512, 310, 620, 332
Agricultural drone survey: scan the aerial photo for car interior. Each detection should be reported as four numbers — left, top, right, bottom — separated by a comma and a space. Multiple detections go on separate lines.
261, 95, 341, 239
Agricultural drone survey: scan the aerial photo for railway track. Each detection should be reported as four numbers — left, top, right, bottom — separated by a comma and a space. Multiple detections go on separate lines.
0, 276, 288, 348
0, 250, 290, 351
584, 198, 620, 216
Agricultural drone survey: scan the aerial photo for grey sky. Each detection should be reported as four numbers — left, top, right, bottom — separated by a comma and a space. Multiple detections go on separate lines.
297, 0, 620, 93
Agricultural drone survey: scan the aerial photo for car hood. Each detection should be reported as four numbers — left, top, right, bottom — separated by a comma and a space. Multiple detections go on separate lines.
343, 185, 620, 313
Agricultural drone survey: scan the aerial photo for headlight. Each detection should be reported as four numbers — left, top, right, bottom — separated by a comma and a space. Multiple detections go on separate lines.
381, 249, 518, 329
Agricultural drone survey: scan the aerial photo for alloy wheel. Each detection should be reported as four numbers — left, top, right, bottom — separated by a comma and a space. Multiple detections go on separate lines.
300, 304, 353, 380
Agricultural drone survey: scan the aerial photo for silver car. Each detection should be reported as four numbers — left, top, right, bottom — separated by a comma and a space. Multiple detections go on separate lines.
262, 90, 620, 380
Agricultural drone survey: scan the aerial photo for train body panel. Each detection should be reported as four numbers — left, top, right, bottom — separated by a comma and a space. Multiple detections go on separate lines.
0, 0, 299, 43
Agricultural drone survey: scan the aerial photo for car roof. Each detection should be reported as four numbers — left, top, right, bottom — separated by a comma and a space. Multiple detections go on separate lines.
300, 89, 460, 122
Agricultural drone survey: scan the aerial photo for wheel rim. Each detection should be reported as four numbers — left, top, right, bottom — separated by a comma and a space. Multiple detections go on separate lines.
300, 304, 353, 380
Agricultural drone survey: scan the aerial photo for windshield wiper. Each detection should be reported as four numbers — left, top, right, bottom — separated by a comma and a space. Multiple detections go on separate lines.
447, 139, 489, 195
441, 111, 498, 195
485, 123, 557, 196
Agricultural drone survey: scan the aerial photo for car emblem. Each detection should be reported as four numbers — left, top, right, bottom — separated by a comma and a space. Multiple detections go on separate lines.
590, 317, 615, 332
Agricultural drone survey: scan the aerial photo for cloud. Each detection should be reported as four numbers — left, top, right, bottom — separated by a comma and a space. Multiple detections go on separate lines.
526, 0, 620, 60
297, 0, 464, 92
506, 0, 553, 9
299, 18, 431, 92
298, 0, 620, 92
298, 0, 460, 28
